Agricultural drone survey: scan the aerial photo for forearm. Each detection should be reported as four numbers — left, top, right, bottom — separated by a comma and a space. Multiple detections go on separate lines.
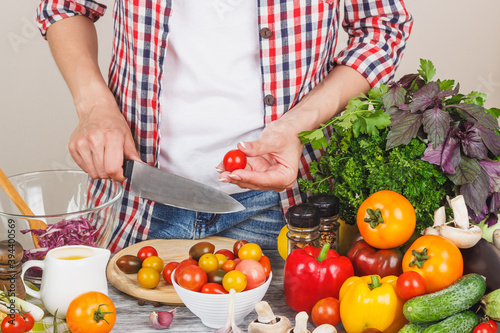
46, 15, 114, 117
279, 65, 371, 135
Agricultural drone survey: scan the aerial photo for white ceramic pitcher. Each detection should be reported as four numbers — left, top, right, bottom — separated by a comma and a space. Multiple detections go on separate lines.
21, 245, 110, 319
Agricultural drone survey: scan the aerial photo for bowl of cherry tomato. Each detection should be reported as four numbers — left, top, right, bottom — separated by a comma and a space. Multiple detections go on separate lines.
170, 240, 272, 328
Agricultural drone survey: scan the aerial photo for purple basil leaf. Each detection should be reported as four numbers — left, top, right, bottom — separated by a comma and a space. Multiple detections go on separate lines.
383, 84, 406, 110
475, 123, 500, 156
451, 103, 498, 131
447, 155, 481, 185
440, 134, 462, 174
397, 73, 421, 90
422, 106, 450, 148
422, 143, 444, 167
408, 82, 441, 113
479, 159, 500, 192
453, 123, 489, 160
460, 167, 490, 215
436, 82, 460, 99
386, 112, 423, 149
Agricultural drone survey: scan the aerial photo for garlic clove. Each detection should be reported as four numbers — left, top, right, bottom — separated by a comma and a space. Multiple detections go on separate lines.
149, 308, 176, 330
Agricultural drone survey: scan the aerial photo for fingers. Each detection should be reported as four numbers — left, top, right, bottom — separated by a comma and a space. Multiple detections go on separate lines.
69, 126, 139, 182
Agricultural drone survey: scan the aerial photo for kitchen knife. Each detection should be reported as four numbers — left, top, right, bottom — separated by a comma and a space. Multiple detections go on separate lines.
123, 159, 245, 213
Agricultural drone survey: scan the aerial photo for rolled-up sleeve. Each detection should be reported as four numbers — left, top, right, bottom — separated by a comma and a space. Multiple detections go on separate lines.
37, 0, 107, 38
335, 0, 413, 87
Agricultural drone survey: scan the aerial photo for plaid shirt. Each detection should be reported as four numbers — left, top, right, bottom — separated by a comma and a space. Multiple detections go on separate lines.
37, 0, 412, 252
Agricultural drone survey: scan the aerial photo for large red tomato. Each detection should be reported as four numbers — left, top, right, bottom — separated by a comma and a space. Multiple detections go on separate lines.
177, 265, 208, 292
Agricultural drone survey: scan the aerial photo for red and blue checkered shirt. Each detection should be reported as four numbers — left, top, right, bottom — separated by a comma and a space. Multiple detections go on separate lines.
37, 0, 412, 252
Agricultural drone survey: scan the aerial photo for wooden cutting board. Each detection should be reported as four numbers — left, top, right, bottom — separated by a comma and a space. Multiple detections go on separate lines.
106, 237, 237, 305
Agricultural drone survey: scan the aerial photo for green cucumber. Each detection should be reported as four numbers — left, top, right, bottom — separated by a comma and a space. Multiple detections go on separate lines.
398, 322, 431, 333
422, 310, 478, 333
403, 273, 486, 324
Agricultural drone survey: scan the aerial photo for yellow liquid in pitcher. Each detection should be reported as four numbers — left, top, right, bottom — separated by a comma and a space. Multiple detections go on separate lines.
60, 256, 87, 260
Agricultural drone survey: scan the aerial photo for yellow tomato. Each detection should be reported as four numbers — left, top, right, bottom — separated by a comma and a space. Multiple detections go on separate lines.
215, 253, 228, 269
142, 255, 164, 273
238, 243, 262, 261
222, 270, 247, 292
198, 253, 219, 274
277, 225, 288, 260
137, 267, 160, 289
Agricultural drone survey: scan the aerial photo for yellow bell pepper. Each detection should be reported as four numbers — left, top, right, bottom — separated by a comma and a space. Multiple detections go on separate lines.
339, 275, 407, 333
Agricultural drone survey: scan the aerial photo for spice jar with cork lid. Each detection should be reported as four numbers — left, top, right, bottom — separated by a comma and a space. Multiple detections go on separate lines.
308, 194, 340, 252
286, 203, 321, 255
0, 240, 26, 299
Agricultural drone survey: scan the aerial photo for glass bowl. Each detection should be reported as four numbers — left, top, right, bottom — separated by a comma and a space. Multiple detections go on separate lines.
0, 170, 123, 282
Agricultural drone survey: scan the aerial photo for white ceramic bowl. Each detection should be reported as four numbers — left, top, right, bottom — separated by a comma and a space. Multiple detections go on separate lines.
172, 271, 272, 328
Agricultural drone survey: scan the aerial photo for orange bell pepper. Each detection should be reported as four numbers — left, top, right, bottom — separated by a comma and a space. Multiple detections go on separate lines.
339, 275, 407, 333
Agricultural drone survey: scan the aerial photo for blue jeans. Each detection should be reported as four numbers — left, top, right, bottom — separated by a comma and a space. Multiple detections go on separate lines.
148, 190, 285, 249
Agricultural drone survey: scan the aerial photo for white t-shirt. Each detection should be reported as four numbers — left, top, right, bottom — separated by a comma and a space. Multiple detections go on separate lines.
158, 0, 264, 195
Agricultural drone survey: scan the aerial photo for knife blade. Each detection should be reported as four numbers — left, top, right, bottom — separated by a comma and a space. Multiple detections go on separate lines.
123, 159, 245, 213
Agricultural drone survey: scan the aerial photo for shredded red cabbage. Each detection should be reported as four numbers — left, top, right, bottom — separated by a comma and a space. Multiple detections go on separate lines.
21, 216, 98, 261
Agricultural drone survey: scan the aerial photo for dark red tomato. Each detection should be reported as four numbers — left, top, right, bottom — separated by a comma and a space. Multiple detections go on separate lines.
23, 313, 35, 332
311, 297, 341, 327
223, 150, 247, 172
233, 240, 248, 258
137, 246, 158, 262
201, 283, 229, 294
473, 323, 495, 333
258, 255, 271, 278
1, 314, 26, 333
396, 271, 426, 300
116, 254, 142, 274
207, 269, 227, 284
177, 265, 208, 292
162, 261, 179, 284
174, 258, 198, 283
487, 320, 498, 331
215, 249, 235, 261
189, 241, 215, 261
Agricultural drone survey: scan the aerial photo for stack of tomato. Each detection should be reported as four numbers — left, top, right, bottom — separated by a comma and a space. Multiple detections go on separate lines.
170, 240, 271, 294
115, 240, 271, 294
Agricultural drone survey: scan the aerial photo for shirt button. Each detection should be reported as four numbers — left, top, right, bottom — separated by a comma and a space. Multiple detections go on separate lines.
260, 27, 272, 39
264, 94, 275, 106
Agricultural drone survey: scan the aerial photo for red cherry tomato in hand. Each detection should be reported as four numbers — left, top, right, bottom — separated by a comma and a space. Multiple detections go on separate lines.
223, 150, 247, 172
473, 323, 496, 333
137, 246, 158, 262
1, 314, 26, 333
396, 271, 426, 300
311, 297, 341, 327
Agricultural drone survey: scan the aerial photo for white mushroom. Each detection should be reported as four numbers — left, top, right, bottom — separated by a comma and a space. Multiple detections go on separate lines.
423, 195, 482, 248
493, 229, 500, 250
312, 324, 337, 333
247, 301, 291, 333
287, 312, 310, 333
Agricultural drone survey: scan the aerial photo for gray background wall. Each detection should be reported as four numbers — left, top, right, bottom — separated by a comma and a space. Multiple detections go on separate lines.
1, 0, 499, 176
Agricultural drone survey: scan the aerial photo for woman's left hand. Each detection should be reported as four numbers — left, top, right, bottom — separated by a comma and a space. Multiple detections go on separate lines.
217, 118, 303, 192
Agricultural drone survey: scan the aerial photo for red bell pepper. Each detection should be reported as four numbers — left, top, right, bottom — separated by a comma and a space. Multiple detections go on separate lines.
284, 243, 354, 313
347, 235, 403, 277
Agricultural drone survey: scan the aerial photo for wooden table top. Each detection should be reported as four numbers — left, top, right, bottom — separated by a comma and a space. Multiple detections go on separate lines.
108, 249, 347, 333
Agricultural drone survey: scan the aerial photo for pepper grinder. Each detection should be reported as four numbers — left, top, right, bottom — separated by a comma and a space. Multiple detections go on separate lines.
0, 240, 26, 299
